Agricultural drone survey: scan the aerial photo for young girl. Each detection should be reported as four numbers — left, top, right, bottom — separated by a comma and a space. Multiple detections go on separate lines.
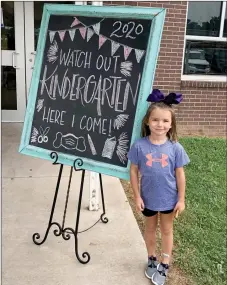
128, 89, 190, 285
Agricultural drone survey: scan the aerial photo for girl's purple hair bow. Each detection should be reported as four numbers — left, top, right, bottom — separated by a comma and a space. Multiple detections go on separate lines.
147, 89, 183, 105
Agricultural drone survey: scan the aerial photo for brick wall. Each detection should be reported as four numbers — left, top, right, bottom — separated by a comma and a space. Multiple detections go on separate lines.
104, 1, 227, 137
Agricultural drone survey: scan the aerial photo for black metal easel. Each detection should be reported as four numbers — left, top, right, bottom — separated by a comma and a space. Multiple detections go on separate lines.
32, 152, 108, 264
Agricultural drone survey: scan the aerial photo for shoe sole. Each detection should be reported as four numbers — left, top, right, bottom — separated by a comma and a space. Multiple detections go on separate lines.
151, 264, 164, 285
144, 270, 152, 280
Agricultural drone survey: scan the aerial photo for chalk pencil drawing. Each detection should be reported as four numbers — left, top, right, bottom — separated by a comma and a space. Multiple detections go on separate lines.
31, 127, 39, 143
53, 132, 86, 152
116, 132, 129, 164
87, 134, 97, 155
36, 99, 44, 112
120, 61, 133, 77
113, 114, 129, 130
47, 40, 58, 64
102, 137, 117, 159
37, 126, 50, 143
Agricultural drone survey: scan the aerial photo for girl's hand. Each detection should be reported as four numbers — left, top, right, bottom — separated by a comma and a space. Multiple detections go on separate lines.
135, 196, 145, 212
174, 201, 185, 218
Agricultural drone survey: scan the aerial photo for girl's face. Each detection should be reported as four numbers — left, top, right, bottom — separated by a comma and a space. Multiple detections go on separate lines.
147, 107, 172, 137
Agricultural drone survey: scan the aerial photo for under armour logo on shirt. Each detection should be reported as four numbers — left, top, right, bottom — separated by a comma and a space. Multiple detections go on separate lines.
146, 153, 168, 168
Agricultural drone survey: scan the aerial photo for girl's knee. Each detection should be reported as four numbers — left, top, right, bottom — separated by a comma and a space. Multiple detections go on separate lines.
160, 226, 173, 236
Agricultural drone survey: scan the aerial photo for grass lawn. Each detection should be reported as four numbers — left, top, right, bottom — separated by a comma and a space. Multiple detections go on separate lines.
122, 137, 226, 285
173, 137, 226, 285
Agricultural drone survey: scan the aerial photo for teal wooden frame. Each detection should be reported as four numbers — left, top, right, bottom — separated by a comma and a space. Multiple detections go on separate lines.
19, 4, 166, 180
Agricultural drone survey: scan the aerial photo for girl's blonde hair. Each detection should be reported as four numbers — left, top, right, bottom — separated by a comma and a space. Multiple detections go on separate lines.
141, 102, 178, 141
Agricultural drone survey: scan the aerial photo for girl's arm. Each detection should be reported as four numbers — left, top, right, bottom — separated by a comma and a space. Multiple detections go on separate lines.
130, 163, 144, 211
175, 167, 186, 202
174, 167, 186, 216
130, 163, 140, 198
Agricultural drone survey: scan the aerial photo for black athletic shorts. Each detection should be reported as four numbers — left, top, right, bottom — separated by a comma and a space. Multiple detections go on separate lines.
142, 208, 174, 217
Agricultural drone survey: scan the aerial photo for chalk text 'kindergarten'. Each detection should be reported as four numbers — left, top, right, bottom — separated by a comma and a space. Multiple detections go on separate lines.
40, 65, 141, 116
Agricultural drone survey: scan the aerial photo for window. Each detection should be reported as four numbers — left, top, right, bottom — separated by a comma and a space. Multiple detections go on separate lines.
183, 1, 227, 80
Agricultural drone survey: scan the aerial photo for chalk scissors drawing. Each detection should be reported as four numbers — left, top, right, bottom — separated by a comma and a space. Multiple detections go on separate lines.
38, 127, 50, 143
53, 132, 86, 152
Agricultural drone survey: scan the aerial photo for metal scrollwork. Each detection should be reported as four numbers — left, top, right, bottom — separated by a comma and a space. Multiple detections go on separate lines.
50, 152, 59, 165
100, 214, 109, 224
32, 152, 108, 265
73, 158, 83, 171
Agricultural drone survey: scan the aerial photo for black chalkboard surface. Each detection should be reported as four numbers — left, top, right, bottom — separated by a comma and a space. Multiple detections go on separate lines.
20, 4, 166, 179
30, 15, 151, 167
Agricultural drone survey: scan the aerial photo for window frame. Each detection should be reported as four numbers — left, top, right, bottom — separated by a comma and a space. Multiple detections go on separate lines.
181, 1, 227, 82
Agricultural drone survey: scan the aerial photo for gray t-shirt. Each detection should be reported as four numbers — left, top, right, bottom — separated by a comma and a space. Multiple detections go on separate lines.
128, 137, 190, 211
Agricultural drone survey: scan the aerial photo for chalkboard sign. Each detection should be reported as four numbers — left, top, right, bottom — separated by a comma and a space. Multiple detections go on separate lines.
19, 4, 166, 180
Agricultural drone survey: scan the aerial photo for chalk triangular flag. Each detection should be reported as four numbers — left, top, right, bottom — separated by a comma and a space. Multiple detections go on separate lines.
58, 31, 66, 42
49, 31, 56, 43
69, 29, 76, 41
93, 23, 100, 35
124, 46, 132, 60
87, 28, 94, 42
71, 17, 80, 28
99, 35, 107, 49
135, 49, 145, 63
111, 41, 120, 56
79, 27, 87, 39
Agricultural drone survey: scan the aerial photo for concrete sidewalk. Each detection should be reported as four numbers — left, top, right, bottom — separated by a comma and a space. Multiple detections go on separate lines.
2, 123, 150, 285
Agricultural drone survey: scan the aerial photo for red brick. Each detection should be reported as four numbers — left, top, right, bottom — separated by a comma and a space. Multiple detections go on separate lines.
104, 1, 226, 137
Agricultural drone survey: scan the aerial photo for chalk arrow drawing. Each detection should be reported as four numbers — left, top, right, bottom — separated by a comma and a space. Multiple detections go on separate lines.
53, 132, 86, 152
113, 114, 129, 130
116, 132, 129, 164
87, 134, 97, 155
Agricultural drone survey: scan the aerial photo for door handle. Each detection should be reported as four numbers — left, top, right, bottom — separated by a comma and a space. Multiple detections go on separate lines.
12, 52, 19, 69
31, 51, 36, 69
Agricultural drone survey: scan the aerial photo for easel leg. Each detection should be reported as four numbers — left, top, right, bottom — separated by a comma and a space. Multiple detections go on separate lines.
32, 164, 63, 245
74, 169, 90, 264
32, 154, 108, 264
99, 173, 108, 223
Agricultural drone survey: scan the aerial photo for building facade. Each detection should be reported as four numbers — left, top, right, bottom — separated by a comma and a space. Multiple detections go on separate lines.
1, 1, 227, 136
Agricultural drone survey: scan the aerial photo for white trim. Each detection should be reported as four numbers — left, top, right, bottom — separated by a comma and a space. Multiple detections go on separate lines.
181, 2, 189, 79
91, 1, 103, 6
181, 74, 227, 82
2, 2, 27, 122
89, 0, 103, 212
74, 1, 87, 5
219, 1, 226, 37
181, 1, 227, 82
185, 35, 227, 42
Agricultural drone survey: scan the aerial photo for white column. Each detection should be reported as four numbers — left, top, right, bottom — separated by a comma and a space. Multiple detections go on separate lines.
74, 1, 87, 4
88, 0, 103, 211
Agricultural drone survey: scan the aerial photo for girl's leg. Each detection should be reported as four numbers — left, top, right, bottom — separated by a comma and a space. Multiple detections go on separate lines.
144, 214, 158, 257
159, 212, 175, 264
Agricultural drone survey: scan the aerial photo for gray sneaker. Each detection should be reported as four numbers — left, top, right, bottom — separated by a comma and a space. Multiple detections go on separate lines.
151, 263, 169, 285
145, 257, 158, 279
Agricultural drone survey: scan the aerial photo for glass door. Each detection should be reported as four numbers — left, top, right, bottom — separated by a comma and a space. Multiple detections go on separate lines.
1, 2, 26, 122
24, 1, 74, 96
